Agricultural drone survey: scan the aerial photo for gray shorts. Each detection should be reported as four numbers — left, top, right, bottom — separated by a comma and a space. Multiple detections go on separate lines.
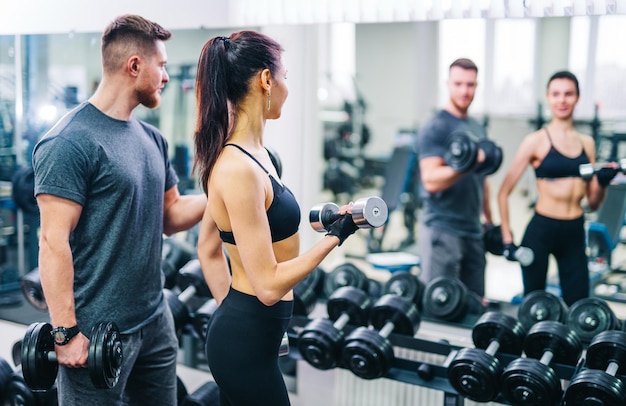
418, 222, 486, 297
57, 306, 179, 406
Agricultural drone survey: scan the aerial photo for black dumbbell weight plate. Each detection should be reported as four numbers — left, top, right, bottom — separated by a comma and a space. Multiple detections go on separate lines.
177, 259, 212, 298
585, 330, 626, 372
476, 139, 503, 176
563, 369, 626, 406
383, 271, 424, 308
0, 357, 12, 389
323, 263, 368, 298
517, 290, 567, 331
327, 286, 371, 327
472, 312, 526, 355
88, 321, 123, 389
370, 295, 420, 336
501, 358, 562, 406
298, 319, 344, 370
6, 368, 38, 406
22, 322, 57, 391
182, 380, 220, 405
422, 277, 467, 322
566, 297, 620, 345
164, 289, 192, 333
21, 268, 47, 312
444, 130, 478, 172
524, 321, 582, 366
341, 327, 394, 380
447, 347, 502, 402
12, 339, 22, 367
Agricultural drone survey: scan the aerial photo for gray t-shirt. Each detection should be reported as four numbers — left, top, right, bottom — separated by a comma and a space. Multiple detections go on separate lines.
33, 102, 179, 334
417, 109, 487, 238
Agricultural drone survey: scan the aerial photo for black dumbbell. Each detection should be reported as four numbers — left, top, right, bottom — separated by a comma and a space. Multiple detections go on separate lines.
382, 270, 425, 309
444, 130, 502, 174
482, 224, 534, 266
566, 297, 621, 345
309, 196, 389, 232
21, 321, 123, 391
164, 259, 213, 335
579, 159, 626, 180
162, 237, 196, 290
293, 266, 325, 316
181, 380, 220, 406
341, 294, 420, 379
517, 290, 568, 331
500, 320, 582, 406
563, 330, 626, 405
298, 286, 372, 370
322, 262, 370, 298
1, 354, 58, 406
447, 311, 527, 402
422, 276, 485, 322
20, 268, 48, 312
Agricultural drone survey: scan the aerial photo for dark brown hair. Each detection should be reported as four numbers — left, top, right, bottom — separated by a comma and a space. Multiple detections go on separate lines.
449, 58, 478, 73
547, 70, 580, 96
193, 30, 283, 193
101, 14, 171, 73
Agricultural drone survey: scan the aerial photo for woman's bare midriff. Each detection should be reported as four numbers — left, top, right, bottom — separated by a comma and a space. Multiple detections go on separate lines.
228, 233, 300, 302
534, 177, 587, 219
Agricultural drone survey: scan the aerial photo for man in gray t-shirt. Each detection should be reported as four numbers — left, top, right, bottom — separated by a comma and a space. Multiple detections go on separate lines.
416, 58, 494, 298
32, 15, 208, 405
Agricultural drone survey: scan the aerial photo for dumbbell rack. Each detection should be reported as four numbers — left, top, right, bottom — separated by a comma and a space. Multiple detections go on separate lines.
286, 314, 591, 406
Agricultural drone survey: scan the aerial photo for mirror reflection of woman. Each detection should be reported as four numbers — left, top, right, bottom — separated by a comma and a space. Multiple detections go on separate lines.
497, 70, 616, 306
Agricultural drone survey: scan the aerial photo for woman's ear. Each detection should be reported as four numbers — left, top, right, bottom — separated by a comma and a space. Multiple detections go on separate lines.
260, 68, 272, 92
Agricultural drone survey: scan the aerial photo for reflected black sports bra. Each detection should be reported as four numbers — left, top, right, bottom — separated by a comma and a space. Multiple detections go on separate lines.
218, 144, 301, 245
534, 128, 590, 179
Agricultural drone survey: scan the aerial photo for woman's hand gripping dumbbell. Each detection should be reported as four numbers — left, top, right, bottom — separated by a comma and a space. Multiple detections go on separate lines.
579, 159, 626, 186
309, 196, 389, 246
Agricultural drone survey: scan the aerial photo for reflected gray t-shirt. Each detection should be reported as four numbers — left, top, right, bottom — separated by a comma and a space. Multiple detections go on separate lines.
33, 102, 178, 334
417, 109, 487, 238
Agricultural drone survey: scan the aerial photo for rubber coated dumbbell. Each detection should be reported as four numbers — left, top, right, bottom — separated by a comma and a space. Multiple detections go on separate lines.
447, 311, 527, 402
341, 294, 420, 379
298, 286, 372, 370
21, 321, 123, 391
563, 330, 626, 405
181, 380, 220, 406
322, 262, 370, 299
422, 276, 485, 322
293, 266, 325, 316
1, 355, 59, 406
164, 259, 213, 335
191, 297, 289, 357
517, 290, 568, 331
382, 270, 425, 310
500, 320, 582, 406
309, 196, 389, 232
20, 268, 47, 312
482, 224, 534, 266
161, 237, 196, 290
565, 297, 621, 345
579, 159, 626, 180
444, 130, 502, 174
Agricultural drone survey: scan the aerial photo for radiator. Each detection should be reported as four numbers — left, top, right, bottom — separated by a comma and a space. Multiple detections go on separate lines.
295, 346, 504, 406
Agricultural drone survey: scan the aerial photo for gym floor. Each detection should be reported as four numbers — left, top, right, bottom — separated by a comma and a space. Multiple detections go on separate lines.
2, 188, 626, 404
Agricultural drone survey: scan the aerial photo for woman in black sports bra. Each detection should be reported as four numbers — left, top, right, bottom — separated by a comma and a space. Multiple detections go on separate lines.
192, 31, 360, 406
497, 71, 616, 306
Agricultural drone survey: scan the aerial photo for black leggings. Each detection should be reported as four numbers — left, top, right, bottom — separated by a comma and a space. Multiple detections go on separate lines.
205, 287, 293, 406
520, 212, 588, 306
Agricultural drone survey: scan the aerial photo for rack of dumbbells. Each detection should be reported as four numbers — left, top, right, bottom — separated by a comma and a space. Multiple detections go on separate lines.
10, 193, 626, 405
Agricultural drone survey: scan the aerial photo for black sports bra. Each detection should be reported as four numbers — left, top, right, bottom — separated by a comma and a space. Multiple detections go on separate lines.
534, 128, 590, 179
218, 144, 301, 245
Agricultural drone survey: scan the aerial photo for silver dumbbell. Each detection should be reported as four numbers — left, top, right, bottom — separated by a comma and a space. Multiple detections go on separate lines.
579, 159, 626, 180
309, 196, 389, 232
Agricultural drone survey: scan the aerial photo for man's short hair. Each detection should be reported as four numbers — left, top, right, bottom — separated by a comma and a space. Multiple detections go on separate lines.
449, 58, 478, 73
